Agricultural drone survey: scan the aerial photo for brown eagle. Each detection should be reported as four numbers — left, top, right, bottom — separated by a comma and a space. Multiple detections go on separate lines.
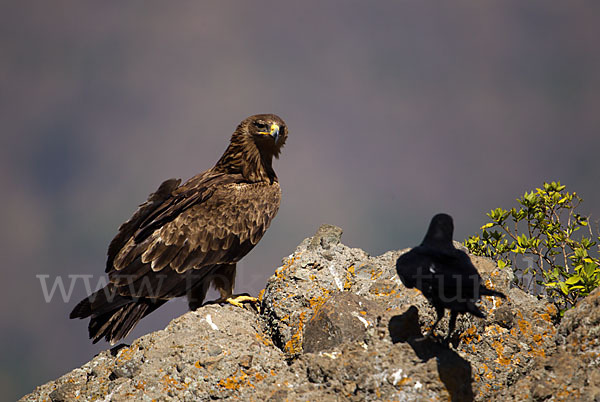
70, 114, 288, 344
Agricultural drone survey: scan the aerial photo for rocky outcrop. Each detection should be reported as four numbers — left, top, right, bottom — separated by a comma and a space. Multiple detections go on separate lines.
496, 286, 600, 401
21, 225, 600, 401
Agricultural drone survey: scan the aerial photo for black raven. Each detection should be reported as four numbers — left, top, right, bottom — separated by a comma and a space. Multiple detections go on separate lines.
396, 213, 506, 339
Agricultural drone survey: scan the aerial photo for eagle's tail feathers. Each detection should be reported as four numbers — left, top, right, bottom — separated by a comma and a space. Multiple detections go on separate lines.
70, 286, 165, 344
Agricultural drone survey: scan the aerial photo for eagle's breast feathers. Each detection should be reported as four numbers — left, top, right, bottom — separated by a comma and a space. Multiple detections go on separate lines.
110, 179, 280, 277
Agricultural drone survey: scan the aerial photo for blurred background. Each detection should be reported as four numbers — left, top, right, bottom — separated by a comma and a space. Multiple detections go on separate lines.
2, 1, 599, 399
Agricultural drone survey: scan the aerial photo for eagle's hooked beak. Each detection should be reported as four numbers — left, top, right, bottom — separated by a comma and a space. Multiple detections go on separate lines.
269, 123, 280, 142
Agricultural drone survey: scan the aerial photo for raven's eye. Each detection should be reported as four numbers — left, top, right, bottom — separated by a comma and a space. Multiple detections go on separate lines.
254, 122, 268, 131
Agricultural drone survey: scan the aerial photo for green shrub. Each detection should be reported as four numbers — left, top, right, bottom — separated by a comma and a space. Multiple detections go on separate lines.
464, 181, 600, 316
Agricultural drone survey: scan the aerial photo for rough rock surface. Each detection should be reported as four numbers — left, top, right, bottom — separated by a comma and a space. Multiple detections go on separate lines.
496, 286, 600, 401
21, 224, 599, 401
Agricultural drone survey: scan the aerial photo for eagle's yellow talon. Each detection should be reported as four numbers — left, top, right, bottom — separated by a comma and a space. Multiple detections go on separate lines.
225, 295, 258, 308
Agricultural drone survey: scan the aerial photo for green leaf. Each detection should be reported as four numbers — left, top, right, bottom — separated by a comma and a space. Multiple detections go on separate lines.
584, 262, 597, 277
565, 276, 582, 285
559, 282, 569, 295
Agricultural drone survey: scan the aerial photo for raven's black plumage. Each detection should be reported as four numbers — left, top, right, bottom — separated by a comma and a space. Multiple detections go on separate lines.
396, 213, 506, 339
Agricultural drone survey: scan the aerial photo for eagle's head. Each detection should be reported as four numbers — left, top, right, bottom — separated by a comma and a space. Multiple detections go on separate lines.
217, 114, 288, 181
238, 114, 288, 159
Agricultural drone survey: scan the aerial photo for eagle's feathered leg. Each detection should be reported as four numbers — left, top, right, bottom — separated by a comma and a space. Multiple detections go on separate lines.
186, 275, 211, 311
211, 263, 257, 307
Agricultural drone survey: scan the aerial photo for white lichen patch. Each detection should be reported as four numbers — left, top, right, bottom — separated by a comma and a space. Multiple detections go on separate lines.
390, 368, 407, 386
328, 264, 344, 291
351, 311, 370, 328
205, 314, 219, 331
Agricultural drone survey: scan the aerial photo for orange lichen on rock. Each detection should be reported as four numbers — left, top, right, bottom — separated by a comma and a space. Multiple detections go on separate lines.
516, 313, 532, 335
257, 289, 265, 303
218, 371, 253, 390
308, 290, 332, 310
115, 345, 137, 364
217, 370, 266, 391
460, 325, 481, 345
369, 282, 397, 297
484, 294, 504, 308
510, 311, 549, 358
275, 253, 300, 280
344, 265, 355, 290
369, 265, 383, 281
475, 363, 490, 382
161, 374, 187, 392
545, 303, 558, 317
284, 311, 307, 355
393, 377, 411, 388
492, 340, 511, 366
485, 324, 507, 336
556, 384, 582, 400
255, 332, 273, 347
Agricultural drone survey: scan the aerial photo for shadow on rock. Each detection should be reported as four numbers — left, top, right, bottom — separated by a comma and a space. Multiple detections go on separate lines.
389, 306, 474, 402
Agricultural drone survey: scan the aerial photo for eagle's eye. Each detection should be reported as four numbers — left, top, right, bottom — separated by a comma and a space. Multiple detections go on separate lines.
254, 121, 268, 131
